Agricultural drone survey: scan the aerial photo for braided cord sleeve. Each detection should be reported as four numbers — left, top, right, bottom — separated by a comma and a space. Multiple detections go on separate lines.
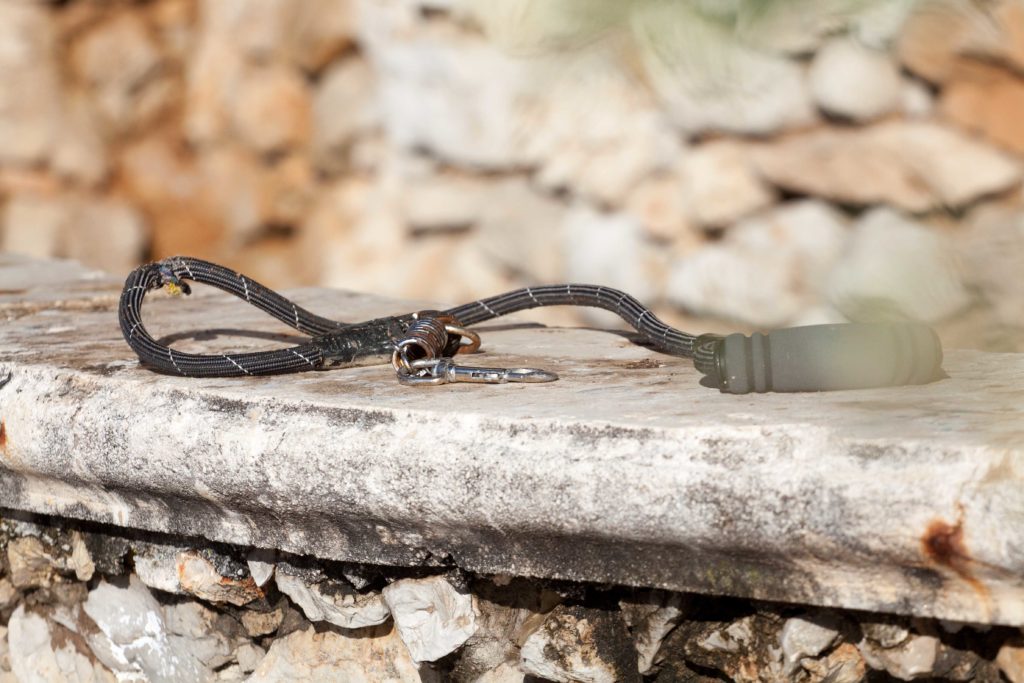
119, 261, 327, 377
445, 284, 696, 358
158, 257, 343, 335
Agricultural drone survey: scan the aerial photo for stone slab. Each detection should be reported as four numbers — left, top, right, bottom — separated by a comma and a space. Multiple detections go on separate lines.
0, 256, 1022, 625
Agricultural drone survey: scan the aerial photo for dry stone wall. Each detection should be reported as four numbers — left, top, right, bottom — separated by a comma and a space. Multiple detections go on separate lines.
0, 0, 1022, 347
2, 511, 1022, 683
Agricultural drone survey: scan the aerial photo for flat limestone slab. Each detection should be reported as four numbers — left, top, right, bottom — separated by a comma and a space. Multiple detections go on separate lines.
0, 256, 1022, 625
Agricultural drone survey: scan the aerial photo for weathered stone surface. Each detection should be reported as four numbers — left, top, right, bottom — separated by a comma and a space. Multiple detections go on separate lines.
809, 38, 902, 121
0, 256, 1023, 628
7, 605, 117, 683
247, 624, 430, 682
383, 575, 478, 663
276, 563, 390, 630
753, 121, 1023, 212
827, 208, 971, 323
520, 604, 640, 683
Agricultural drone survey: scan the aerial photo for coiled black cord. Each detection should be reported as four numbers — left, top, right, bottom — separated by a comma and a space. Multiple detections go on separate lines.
119, 256, 707, 379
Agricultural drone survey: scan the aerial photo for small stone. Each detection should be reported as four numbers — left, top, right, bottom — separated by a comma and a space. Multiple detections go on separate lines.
473, 662, 525, 683
235, 642, 266, 674
901, 77, 935, 118
63, 200, 148, 276
0, 578, 18, 613
809, 38, 902, 121
230, 65, 312, 154
83, 576, 208, 682
134, 544, 263, 607
827, 208, 971, 323
7, 537, 58, 589
861, 621, 911, 649
383, 575, 479, 663
247, 623, 426, 682
998, 640, 1024, 683
450, 580, 539, 682
71, 14, 169, 132
780, 614, 841, 675
476, 179, 567, 284
163, 600, 247, 670
679, 141, 775, 228
216, 663, 244, 682
0, 195, 69, 261
284, 0, 357, 72
179, 551, 264, 607
519, 605, 640, 683
51, 94, 109, 187
69, 532, 95, 583
313, 59, 379, 174
801, 642, 867, 683
401, 172, 489, 232
275, 565, 390, 630
7, 604, 117, 683
897, 4, 976, 83
0, 624, 8, 672
859, 633, 940, 680
941, 60, 1024, 155
563, 205, 656, 308
619, 590, 688, 675
634, 1, 816, 136
753, 121, 1022, 212
663, 614, 787, 683
668, 200, 849, 326
0, 2, 61, 165
241, 607, 285, 638
961, 202, 1024, 328
247, 549, 276, 588
624, 173, 695, 244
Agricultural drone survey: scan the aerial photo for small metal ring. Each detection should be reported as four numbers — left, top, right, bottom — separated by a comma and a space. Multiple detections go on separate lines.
445, 324, 481, 354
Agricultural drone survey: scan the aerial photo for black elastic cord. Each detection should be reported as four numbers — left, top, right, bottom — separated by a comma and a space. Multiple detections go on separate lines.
119, 256, 700, 378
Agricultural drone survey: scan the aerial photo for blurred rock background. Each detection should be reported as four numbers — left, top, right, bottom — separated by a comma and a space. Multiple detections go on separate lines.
0, 0, 1021, 349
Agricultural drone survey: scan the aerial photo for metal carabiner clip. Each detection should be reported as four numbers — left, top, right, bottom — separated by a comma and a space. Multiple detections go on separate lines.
397, 358, 558, 386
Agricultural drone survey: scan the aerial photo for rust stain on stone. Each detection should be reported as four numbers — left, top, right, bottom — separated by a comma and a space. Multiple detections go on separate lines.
921, 505, 992, 613
0, 419, 6, 453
